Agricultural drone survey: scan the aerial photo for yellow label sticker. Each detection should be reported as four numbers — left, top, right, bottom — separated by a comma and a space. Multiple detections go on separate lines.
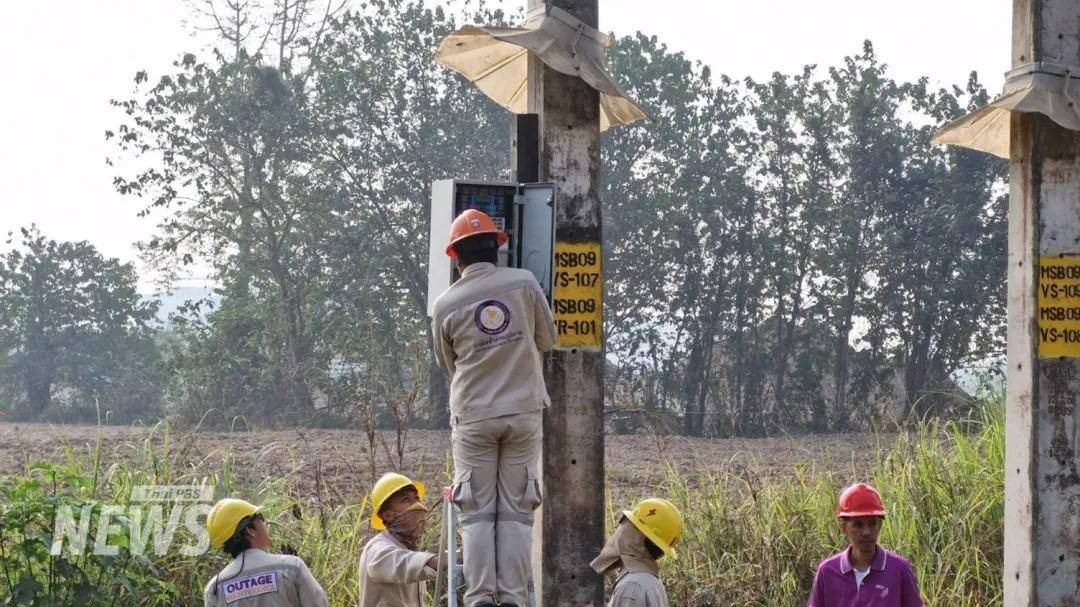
1038, 257, 1080, 357
553, 242, 602, 350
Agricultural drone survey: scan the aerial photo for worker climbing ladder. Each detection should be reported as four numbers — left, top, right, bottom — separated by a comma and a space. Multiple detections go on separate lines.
434, 493, 536, 607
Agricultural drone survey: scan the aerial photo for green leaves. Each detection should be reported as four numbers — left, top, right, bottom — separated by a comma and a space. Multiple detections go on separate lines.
0, 463, 181, 606
98, 0, 1005, 434
71, 583, 98, 605
9, 578, 42, 605
602, 37, 1005, 435
105, 0, 511, 427
0, 227, 164, 423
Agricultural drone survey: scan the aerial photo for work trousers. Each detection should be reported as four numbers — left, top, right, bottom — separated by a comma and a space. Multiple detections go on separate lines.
451, 411, 542, 607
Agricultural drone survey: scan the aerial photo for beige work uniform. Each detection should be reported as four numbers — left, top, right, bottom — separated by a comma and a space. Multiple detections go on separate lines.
592, 520, 669, 607
203, 549, 327, 607
432, 262, 556, 607
608, 571, 669, 607
357, 532, 437, 607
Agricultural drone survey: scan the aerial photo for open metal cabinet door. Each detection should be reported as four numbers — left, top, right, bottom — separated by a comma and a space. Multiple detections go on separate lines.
427, 179, 457, 317
519, 183, 556, 303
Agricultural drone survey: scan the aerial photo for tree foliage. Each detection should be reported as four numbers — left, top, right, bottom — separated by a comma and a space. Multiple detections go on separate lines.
0, 227, 162, 422
111, 0, 509, 426
603, 38, 1006, 436
99, 1, 1006, 433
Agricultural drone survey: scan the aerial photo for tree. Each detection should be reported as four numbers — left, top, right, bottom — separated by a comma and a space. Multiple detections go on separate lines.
308, 0, 511, 426
0, 227, 162, 422
111, 0, 347, 418
870, 74, 1006, 417
604, 34, 763, 436
112, 0, 510, 425
745, 68, 822, 430
601, 37, 1006, 436
108, 0, 1007, 434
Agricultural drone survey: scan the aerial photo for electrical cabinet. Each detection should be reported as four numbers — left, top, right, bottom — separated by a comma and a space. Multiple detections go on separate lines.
427, 179, 556, 316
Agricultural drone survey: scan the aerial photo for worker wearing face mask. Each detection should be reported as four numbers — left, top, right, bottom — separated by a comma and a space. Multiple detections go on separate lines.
357, 473, 441, 607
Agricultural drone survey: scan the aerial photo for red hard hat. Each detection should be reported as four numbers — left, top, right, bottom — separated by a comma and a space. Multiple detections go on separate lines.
836, 483, 886, 519
445, 209, 508, 258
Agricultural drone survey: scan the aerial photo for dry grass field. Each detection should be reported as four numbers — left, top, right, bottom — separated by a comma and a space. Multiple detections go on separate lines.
0, 410, 1003, 605
0, 421, 882, 507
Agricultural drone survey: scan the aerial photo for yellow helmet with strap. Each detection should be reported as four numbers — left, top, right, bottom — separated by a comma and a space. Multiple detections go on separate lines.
206, 498, 261, 550
370, 473, 426, 530
623, 498, 683, 558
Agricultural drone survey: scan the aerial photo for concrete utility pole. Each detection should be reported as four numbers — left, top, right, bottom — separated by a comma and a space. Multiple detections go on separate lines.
525, 1, 606, 605
1006, 1, 1080, 604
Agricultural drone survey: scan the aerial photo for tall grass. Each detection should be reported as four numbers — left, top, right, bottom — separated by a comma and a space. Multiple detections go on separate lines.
0, 401, 1003, 606
658, 401, 1004, 606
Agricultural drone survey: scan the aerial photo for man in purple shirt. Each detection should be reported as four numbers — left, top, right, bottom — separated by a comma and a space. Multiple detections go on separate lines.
808, 483, 923, 607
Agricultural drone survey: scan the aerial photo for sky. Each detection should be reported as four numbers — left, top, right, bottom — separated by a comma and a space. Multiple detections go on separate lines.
0, 1, 1011, 290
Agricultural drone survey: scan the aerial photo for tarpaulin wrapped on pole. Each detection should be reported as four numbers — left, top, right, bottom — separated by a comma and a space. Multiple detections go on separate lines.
434, 6, 647, 132
932, 62, 1080, 158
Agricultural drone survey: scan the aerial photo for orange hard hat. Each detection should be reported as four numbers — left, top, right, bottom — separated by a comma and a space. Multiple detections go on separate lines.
836, 483, 886, 519
446, 209, 508, 258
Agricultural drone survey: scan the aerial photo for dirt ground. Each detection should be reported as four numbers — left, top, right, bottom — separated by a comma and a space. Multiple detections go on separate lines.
0, 422, 884, 506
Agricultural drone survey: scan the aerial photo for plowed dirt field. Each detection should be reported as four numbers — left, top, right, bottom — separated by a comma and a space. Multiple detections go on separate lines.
0, 422, 883, 506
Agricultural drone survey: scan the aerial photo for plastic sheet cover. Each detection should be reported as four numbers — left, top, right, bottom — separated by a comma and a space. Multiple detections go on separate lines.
932, 62, 1080, 158
434, 6, 647, 132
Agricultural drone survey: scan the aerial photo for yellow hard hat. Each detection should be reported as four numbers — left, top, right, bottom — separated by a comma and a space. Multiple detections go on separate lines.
623, 498, 683, 559
370, 473, 426, 530
206, 498, 261, 550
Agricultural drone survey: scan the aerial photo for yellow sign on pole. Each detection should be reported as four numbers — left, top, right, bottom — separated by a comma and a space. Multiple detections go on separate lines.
553, 242, 602, 350
1038, 256, 1080, 357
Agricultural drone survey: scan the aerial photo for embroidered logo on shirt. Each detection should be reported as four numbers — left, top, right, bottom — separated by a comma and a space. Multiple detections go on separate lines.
220, 571, 279, 604
876, 584, 889, 598
474, 300, 511, 335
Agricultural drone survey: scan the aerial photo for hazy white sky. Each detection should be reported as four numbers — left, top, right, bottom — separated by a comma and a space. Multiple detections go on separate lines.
0, 1, 1010, 288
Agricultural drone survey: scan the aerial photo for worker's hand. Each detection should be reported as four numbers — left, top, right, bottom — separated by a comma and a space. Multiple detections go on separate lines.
427, 549, 462, 570
444, 549, 464, 565
442, 486, 453, 502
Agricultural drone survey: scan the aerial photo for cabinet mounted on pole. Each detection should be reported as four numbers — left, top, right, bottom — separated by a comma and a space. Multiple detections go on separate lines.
427, 180, 557, 316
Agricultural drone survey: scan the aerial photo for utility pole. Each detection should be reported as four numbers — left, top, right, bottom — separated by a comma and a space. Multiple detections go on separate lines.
526, 1, 606, 605
1006, 1, 1080, 605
